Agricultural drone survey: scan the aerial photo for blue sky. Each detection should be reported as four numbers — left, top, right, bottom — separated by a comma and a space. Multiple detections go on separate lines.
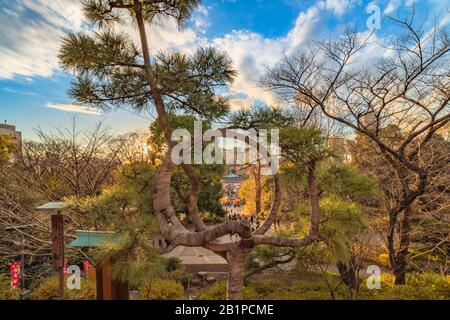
0, 0, 448, 140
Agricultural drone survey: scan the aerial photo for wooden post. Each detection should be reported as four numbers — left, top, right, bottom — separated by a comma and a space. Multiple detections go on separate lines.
51, 213, 64, 300
102, 259, 112, 300
95, 258, 129, 300
87, 265, 96, 283
95, 264, 104, 300
112, 279, 129, 300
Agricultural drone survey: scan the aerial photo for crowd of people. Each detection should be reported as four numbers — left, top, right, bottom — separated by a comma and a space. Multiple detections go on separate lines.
222, 179, 281, 235
228, 212, 261, 231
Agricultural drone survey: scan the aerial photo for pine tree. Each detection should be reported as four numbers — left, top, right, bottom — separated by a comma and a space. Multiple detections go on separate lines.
59, 1, 326, 299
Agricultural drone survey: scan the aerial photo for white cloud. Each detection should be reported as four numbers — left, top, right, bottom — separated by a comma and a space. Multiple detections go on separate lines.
0, 1, 211, 80
325, 0, 354, 16
45, 102, 101, 115
0, 0, 399, 109
211, 1, 329, 108
3, 87, 37, 96
384, 0, 401, 14
113, 6, 211, 59
0, 0, 86, 79
192, 5, 211, 34
20, 0, 85, 32
145, 19, 200, 51
286, 2, 325, 54
212, 31, 286, 107
0, 17, 61, 79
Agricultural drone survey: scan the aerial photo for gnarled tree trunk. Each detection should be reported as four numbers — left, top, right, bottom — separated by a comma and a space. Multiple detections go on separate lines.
392, 206, 412, 285
307, 161, 320, 237
131, 1, 320, 300
337, 256, 359, 290
226, 248, 251, 300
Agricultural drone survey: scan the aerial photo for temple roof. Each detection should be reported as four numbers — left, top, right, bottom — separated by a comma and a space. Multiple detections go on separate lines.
69, 230, 123, 247
225, 172, 239, 178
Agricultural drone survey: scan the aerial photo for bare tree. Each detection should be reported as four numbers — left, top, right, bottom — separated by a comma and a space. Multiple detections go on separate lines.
0, 121, 124, 281
262, 13, 449, 284
349, 129, 450, 275
14, 120, 120, 199
112, 130, 155, 165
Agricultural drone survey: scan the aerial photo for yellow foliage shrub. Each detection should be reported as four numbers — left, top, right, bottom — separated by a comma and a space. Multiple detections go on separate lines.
139, 278, 184, 300
360, 272, 450, 300
0, 276, 20, 300
198, 281, 258, 300
377, 253, 390, 267
32, 275, 96, 300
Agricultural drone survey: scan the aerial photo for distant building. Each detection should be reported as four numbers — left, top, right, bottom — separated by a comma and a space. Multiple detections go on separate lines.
361, 112, 378, 133
223, 171, 243, 185
222, 171, 243, 196
327, 136, 351, 163
0, 123, 22, 147
220, 145, 251, 176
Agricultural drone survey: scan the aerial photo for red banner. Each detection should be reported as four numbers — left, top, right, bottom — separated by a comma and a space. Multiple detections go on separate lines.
63, 258, 68, 275
83, 260, 91, 274
9, 262, 21, 289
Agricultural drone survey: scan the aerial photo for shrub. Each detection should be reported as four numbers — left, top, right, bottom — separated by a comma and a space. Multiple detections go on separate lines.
198, 271, 449, 300
32, 275, 96, 300
139, 278, 184, 300
266, 290, 303, 300
290, 279, 338, 300
247, 273, 342, 300
360, 272, 450, 300
0, 276, 20, 300
377, 253, 390, 267
32, 276, 60, 300
165, 257, 183, 272
198, 281, 258, 300
198, 281, 226, 300
248, 279, 282, 298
